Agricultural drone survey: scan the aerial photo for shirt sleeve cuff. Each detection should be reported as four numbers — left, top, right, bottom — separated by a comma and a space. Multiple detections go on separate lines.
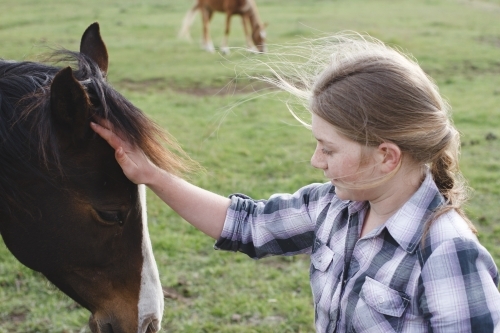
213, 193, 250, 252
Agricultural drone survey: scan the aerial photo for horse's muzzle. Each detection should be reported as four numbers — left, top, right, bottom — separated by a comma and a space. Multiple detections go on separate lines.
89, 314, 117, 333
88, 314, 160, 333
144, 319, 160, 333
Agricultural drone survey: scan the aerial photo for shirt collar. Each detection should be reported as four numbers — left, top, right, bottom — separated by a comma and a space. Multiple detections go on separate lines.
383, 169, 445, 253
347, 200, 369, 215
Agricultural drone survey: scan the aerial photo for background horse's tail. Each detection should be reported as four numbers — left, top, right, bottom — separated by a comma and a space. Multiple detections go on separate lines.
178, 2, 199, 40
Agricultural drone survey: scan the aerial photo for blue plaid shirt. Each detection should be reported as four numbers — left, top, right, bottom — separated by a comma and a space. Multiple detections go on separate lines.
214, 171, 500, 332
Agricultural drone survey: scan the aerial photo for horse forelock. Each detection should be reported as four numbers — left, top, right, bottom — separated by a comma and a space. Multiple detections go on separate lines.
68, 50, 197, 176
0, 50, 196, 212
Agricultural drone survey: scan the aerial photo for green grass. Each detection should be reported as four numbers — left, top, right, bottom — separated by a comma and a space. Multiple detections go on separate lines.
1, 0, 500, 331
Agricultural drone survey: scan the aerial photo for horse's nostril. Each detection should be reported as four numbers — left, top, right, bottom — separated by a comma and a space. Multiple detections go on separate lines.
103, 323, 115, 333
146, 319, 160, 333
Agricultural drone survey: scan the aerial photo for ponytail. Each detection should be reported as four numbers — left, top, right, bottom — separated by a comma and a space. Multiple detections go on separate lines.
426, 130, 476, 237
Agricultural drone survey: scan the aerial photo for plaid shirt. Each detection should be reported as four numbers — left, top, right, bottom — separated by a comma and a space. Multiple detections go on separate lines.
214, 172, 500, 332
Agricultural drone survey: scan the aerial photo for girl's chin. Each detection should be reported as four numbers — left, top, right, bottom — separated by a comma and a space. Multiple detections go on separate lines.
331, 184, 349, 198
330, 179, 346, 188
335, 190, 351, 201
332, 183, 361, 201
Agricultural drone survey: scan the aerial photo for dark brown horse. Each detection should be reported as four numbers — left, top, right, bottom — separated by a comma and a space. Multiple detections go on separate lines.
0, 23, 191, 333
179, 0, 267, 54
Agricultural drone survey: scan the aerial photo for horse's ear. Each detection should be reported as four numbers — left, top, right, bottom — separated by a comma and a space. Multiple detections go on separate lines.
80, 22, 109, 74
50, 67, 92, 144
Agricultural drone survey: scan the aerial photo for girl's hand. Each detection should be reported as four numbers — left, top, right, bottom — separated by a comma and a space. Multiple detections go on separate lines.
90, 119, 160, 185
92, 119, 229, 240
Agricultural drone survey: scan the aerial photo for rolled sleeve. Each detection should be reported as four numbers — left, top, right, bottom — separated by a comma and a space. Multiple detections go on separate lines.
214, 183, 333, 259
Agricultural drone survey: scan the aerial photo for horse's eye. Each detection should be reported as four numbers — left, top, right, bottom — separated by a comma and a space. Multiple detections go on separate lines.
95, 210, 124, 226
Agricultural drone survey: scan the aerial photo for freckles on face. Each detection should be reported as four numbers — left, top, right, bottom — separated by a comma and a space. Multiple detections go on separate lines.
310, 114, 366, 185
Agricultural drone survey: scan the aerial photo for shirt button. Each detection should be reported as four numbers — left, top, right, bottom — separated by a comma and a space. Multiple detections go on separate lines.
378, 296, 385, 304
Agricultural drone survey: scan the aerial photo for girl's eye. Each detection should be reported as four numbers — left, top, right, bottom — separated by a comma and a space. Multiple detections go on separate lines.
96, 210, 124, 226
321, 148, 333, 156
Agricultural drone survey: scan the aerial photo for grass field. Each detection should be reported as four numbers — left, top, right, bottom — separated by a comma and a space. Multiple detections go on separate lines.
1, 0, 500, 332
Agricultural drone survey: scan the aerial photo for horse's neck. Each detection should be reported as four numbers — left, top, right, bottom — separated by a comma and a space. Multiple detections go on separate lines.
245, 0, 262, 30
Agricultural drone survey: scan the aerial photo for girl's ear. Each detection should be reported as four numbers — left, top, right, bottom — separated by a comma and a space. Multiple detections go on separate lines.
375, 142, 402, 173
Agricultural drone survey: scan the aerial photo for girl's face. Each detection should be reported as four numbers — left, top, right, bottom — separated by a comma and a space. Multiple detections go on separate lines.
310, 114, 377, 201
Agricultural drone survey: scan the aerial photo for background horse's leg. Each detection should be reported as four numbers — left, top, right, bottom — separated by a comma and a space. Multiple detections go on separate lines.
241, 14, 256, 51
220, 12, 233, 54
201, 7, 215, 53
178, 2, 200, 41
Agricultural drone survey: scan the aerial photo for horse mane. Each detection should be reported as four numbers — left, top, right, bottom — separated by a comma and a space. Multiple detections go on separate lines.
246, 0, 264, 28
0, 50, 197, 212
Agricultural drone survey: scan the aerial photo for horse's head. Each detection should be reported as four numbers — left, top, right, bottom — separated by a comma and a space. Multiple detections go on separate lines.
252, 22, 267, 53
0, 23, 191, 333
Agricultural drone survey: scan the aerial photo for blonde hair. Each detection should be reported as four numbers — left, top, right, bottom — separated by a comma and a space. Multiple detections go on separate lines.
250, 32, 474, 233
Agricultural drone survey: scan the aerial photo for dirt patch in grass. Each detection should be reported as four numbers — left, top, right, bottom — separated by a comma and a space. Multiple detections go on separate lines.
427, 59, 500, 79
477, 35, 500, 48
162, 285, 196, 309
6, 306, 29, 323
114, 78, 276, 97
459, 0, 500, 12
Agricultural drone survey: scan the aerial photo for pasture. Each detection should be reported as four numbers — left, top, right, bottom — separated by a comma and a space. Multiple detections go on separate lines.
1, 0, 500, 332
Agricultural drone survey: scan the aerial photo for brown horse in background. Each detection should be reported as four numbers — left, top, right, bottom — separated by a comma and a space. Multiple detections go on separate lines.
0, 23, 192, 333
179, 0, 267, 54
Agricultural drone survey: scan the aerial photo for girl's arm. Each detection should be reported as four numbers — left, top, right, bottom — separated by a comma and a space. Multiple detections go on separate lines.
90, 121, 230, 239
420, 237, 500, 332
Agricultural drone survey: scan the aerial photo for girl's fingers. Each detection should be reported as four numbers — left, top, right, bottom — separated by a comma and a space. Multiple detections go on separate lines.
115, 147, 130, 167
92, 116, 113, 131
90, 121, 123, 150
90, 120, 144, 184
92, 117, 126, 140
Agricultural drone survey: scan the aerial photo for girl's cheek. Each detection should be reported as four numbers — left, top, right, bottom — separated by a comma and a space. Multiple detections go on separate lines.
338, 160, 360, 180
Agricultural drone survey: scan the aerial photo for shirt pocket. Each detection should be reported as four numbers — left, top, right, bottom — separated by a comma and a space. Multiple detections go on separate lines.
360, 276, 409, 317
311, 244, 335, 272
349, 276, 410, 333
310, 244, 341, 305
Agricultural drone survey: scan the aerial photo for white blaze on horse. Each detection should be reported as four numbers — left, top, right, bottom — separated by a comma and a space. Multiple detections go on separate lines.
179, 0, 267, 54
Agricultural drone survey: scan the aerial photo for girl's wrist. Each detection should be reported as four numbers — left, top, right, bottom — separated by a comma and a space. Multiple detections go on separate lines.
144, 164, 170, 189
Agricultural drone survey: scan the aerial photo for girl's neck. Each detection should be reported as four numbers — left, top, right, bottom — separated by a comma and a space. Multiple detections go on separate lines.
360, 164, 424, 238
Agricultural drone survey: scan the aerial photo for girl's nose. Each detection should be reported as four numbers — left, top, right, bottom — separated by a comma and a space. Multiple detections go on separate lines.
310, 147, 327, 170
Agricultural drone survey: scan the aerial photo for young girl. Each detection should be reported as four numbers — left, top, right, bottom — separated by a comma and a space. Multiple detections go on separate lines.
91, 34, 500, 332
